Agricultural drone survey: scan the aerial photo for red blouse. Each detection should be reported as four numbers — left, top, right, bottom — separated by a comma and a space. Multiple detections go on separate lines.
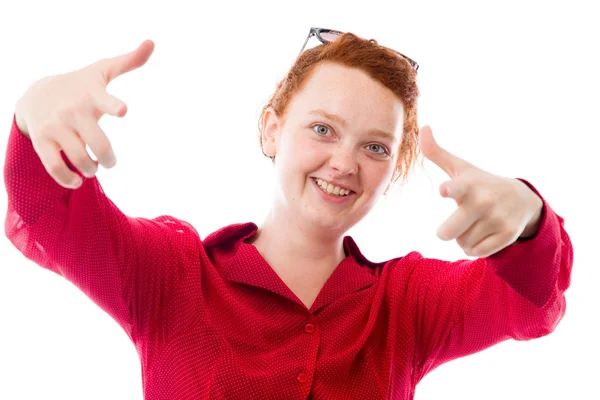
3, 114, 573, 399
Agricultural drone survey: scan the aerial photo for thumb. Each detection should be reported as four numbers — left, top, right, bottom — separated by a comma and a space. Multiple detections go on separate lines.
419, 125, 471, 178
418, 125, 451, 172
97, 39, 155, 85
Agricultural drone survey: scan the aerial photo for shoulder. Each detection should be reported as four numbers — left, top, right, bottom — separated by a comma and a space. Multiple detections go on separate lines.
345, 234, 425, 276
203, 221, 258, 248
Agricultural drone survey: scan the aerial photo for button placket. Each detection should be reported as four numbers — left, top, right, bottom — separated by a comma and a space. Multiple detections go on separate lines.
297, 320, 317, 385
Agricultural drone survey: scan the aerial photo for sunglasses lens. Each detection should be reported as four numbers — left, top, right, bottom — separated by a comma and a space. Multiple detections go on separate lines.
320, 31, 342, 43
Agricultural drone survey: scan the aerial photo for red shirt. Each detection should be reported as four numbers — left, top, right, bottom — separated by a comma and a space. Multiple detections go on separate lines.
3, 114, 573, 400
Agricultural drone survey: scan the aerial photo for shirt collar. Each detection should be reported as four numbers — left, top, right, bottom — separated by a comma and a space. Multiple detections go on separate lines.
203, 222, 385, 312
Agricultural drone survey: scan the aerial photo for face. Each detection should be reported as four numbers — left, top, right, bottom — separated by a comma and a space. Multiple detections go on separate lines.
262, 61, 405, 234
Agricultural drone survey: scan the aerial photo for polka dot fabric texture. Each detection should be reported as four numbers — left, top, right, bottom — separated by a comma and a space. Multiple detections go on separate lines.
3, 114, 573, 399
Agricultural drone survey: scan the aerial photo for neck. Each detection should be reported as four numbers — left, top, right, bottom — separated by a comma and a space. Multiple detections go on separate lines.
249, 206, 347, 276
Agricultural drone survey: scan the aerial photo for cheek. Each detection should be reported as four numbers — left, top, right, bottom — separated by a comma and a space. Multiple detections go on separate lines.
364, 164, 394, 193
285, 134, 325, 166
276, 134, 316, 180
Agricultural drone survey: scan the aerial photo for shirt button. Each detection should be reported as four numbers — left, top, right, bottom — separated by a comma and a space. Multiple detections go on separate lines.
304, 323, 314, 333
297, 373, 307, 383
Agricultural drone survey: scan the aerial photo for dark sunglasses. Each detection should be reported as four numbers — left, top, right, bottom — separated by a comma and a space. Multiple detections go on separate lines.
298, 27, 419, 71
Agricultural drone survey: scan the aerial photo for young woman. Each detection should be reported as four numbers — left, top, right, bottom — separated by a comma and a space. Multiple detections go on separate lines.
4, 28, 573, 399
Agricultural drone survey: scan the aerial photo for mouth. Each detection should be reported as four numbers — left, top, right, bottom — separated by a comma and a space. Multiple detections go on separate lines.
310, 177, 356, 199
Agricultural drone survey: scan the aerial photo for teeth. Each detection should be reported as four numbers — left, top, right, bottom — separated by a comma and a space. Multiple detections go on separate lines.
315, 178, 350, 196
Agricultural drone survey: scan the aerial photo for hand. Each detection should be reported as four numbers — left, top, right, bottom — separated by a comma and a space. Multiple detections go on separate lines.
419, 125, 543, 258
14, 39, 155, 189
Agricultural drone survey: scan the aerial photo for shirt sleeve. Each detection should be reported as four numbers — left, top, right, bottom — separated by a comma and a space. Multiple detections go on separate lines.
3, 113, 201, 343
407, 178, 573, 382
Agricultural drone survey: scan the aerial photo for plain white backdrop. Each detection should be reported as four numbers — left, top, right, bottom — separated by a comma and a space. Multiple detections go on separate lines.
0, 0, 597, 399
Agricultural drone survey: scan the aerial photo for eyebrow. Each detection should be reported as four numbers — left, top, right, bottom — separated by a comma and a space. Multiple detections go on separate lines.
308, 109, 398, 142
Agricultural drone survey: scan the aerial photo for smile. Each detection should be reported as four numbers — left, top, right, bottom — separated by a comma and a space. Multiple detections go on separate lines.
310, 178, 356, 205
313, 178, 351, 196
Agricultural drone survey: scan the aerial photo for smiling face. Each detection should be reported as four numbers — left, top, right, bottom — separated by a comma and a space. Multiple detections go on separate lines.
261, 61, 405, 234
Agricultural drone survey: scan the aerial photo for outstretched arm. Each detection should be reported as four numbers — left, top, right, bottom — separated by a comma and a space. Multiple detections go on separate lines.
403, 126, 574, 381
408, 184, 572, 381
4, 115, 200, 343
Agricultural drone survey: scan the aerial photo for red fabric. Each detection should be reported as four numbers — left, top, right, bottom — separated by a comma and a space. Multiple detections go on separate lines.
3, 113, 573, 399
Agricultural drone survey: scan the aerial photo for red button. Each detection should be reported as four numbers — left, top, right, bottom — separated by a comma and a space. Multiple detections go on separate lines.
304, 323, 314, 333
297, 373, 307, 383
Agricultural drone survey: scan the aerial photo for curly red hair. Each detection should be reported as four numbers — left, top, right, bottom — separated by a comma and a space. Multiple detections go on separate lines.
257, 32, 423, 188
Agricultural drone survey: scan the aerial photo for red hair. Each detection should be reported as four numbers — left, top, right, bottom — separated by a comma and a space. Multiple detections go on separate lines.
257, 32, 423, 188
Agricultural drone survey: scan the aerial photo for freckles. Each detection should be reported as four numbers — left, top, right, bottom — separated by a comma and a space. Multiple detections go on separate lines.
302, 143, 327, 163
304, 137, 321, 151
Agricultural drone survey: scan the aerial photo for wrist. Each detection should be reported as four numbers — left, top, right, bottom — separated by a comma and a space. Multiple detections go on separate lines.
14, 100, 30, 139
519, 196, 543, 239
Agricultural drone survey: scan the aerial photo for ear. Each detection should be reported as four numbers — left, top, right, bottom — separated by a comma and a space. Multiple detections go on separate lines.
261, 107, 281, 158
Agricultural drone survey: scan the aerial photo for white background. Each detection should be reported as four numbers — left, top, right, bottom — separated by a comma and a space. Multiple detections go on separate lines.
0, 0, 597, 399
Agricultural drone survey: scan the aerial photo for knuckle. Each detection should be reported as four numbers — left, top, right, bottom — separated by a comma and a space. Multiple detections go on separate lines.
36, 124, 52, 138
71, 152, 90, 168
509, 224, 521, 239
57, 100, 90, 124
93, 58, 108, 73
37, 120, 62, 138
80, 91, 97, 109
88, 159, 99, 171
48, 160, 65, 177
497, 219, 511, 234
477, 193, 495, 210
56, 107, 76, 124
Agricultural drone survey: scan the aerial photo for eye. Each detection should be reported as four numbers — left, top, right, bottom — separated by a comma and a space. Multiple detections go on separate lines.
366, 143, 390, 156
312, 124, 331, 136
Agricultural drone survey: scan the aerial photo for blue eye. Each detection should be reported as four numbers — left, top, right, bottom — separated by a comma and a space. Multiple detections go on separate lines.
366, 144, 390, 156
313, 124, 330, 136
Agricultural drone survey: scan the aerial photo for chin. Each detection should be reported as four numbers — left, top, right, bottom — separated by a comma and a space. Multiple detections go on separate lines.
310, 209, 362, 235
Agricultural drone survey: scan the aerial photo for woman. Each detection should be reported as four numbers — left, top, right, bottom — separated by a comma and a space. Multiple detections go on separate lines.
4, 28, 573, 399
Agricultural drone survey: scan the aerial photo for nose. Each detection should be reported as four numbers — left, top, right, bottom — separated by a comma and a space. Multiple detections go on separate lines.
329, 146, 358, 176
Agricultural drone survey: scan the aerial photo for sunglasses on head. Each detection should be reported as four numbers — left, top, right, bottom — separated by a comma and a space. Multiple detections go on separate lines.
298, 27, 419, 71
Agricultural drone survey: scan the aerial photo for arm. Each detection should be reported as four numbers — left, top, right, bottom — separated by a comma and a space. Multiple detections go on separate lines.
3, 114, 200, 342
407, 179, 573, 381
